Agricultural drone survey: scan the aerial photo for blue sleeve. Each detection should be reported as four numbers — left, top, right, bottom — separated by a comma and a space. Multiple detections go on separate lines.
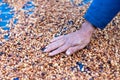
84, 0, 120, 29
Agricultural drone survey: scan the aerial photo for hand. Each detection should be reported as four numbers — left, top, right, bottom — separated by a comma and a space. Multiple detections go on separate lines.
44, 21, 95, 56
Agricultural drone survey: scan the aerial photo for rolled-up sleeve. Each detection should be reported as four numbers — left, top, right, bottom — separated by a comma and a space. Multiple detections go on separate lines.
84, 0, 120, 29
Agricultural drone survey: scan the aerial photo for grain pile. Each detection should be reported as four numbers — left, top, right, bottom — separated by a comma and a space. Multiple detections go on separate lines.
0, 0, 120, 80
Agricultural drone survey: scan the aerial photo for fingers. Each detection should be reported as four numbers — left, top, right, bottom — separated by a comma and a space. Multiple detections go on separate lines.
50, 35, 64, 42
44, 39, 65, 52
49, 44, 69, 56
66, 45, 85, 55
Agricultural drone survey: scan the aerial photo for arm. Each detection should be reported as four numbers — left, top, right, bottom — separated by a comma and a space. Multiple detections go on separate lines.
84, 0, 120, 29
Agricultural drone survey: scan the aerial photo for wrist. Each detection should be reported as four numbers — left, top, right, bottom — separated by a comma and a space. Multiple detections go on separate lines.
80, 21, 95, 35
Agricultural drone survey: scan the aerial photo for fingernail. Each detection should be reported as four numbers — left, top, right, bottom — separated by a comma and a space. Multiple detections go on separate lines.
40, 47, 46, 52
46, 46, 48, 48
66, 50, 71, 55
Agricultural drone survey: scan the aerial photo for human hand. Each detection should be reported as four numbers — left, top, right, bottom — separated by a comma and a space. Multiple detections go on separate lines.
44, 21, 95, 56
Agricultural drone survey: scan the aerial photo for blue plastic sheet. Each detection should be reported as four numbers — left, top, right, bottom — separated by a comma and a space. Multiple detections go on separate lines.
0, 1, 14, 40
76, 62, 84, 71
70, 0, 93, 7
13, 77, 19, 80
22, 1, 35, 15
0, 0, 35, 40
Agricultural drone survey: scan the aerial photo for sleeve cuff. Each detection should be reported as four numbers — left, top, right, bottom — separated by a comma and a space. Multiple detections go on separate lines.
84, 13, 106, 30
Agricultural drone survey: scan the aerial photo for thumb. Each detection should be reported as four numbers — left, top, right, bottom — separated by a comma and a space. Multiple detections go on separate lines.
66, 45, 84, 55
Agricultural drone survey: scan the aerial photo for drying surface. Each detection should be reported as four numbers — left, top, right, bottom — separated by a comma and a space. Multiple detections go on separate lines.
0, 0, 120, 80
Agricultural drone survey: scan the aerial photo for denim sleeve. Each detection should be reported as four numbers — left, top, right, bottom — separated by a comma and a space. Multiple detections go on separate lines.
84, 0, 120, 29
